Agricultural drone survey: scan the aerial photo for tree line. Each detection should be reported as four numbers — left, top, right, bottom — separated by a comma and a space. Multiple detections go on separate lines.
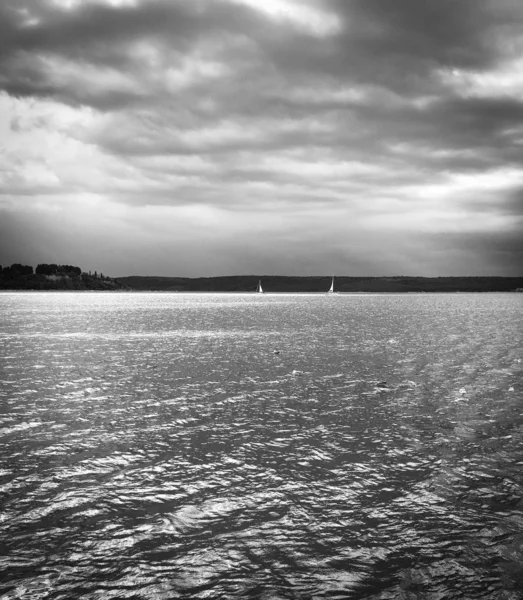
0, 263, 125, 290
0, 264, 109, 279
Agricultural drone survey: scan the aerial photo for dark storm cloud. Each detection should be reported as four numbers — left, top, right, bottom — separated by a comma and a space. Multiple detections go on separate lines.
0, 0, 247, 57
461, 187, 523, 218
507, 188, 523, 217
0, 0, 519, 108
1, 0, 521, 134
262, 0, 523, 96
435, 228, 523, 275
0, 0, 268, 110
331, 0, 503, 70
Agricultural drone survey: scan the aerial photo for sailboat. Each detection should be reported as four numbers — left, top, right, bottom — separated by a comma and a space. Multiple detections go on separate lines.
256, 280, 264, 294
327, 276, 335, 294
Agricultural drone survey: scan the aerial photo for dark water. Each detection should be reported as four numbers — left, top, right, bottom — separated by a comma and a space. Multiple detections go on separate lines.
1, 292, 522, 599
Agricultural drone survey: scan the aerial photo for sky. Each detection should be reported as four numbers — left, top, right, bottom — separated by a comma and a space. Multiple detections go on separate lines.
1, 0, 523, 277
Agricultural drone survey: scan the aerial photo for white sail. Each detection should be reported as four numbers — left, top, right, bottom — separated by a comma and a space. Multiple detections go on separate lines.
257, 280, 263, 293
327, 276, 334, 293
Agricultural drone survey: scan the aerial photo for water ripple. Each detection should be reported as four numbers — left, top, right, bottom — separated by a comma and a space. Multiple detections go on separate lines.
0, 292, 522, 598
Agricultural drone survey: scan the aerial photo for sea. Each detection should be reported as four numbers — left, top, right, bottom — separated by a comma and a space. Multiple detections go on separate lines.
0, 292, 522, 600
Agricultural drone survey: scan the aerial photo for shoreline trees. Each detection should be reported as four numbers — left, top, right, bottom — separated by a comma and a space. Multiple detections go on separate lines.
0, 263, 128, 290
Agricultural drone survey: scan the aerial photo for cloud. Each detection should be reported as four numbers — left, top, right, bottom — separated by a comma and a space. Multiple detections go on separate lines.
1, 0, 522, 275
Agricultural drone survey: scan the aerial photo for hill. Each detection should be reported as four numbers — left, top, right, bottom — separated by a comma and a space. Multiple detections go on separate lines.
117, 275, 523, 293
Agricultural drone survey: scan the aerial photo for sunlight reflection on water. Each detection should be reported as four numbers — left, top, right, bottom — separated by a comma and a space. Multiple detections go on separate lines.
0, 292, 522, 599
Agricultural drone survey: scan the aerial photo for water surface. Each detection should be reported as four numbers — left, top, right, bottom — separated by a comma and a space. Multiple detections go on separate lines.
1, 292, 522, 599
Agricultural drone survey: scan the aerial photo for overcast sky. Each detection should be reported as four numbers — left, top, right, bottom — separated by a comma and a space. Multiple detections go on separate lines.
1, 0, 522, 276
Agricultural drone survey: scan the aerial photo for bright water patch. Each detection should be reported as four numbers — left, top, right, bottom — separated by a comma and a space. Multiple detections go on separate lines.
0, 292, 522, 599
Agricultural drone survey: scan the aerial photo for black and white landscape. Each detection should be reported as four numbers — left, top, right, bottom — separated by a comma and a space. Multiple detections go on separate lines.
1, 2, 523, 599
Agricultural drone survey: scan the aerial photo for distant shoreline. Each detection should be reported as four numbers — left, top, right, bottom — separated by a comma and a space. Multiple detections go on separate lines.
1, 289, 522, 294
116, 275, 523, 293
2, 275, 522, 294
2, 265, 522, 293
